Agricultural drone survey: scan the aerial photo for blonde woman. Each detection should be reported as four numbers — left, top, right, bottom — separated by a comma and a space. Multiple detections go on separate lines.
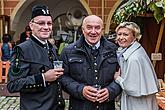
114, 22, 159, 110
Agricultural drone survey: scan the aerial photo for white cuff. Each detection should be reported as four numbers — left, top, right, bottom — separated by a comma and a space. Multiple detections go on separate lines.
42, 73, 46, 87
115, 76, 124, 89
115, 76, 123, 84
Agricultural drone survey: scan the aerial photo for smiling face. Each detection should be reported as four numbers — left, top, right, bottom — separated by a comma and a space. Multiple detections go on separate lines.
116, 27, 136, 48
29, 16, 53, 41
115, 22, 142, 48
82, 15, 103, 46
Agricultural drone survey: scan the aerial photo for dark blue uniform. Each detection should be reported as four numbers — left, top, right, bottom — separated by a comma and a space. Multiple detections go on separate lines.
60, 36, 121, 110
7, 35, 64, 110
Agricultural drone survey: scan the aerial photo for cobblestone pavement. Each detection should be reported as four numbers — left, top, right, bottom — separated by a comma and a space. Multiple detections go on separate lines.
0, 96, 20, 110
0, 96, 70, 110
0, 96, 119, 110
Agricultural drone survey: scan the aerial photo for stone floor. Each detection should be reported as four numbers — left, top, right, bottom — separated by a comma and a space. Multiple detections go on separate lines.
0, 96, 120, 110
0, 96, 20, 110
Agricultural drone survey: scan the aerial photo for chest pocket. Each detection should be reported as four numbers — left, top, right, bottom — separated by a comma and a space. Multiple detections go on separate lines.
107, 57, 118, 64
69, 57, 83, 62
102, 57, 118, 68
107, 57, 118, 72
68, 57, 84, 79
101, 57, 118, 85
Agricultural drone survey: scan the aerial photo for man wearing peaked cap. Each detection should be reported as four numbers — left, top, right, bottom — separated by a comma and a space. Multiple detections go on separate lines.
7, 4, 65, 110
31, 4, 51, 19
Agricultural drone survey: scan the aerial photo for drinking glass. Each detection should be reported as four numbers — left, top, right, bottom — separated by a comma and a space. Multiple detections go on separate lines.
53, 61, 63, 69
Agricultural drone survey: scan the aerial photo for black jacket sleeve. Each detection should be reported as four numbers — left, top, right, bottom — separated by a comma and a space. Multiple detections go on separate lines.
7, 46, 45, 93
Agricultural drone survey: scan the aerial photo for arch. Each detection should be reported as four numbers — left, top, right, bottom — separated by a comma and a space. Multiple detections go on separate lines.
11, 0, 92, 31
10, 0, 91, 41
79, 0, 92, 15
105, 0, 123, 34
10, 0, 35, 31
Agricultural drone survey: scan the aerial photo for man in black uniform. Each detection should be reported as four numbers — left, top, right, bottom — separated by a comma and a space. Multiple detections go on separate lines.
7, 4, 64, 110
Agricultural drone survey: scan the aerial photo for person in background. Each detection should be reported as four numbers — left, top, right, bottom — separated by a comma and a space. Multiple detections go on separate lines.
60, 15, 121, 110
7, 4, 64, 110
58, 35, 70, 55
114, 21, 159, 110
48, 38, 58, 54
19, 25, 31, 43
1, 34, 13, 61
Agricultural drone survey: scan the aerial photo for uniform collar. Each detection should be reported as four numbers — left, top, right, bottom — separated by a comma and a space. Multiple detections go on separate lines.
85, 39, 100, 49
31, 34, 52, 48
32, 34, 47, 44
75, 35, 102, 49
122, 41, 141, 60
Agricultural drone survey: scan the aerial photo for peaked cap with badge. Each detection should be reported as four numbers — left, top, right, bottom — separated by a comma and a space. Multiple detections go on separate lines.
31, 4, 51, 19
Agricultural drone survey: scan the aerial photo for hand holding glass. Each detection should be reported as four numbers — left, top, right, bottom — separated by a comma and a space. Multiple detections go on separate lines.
53, 61, 63, 69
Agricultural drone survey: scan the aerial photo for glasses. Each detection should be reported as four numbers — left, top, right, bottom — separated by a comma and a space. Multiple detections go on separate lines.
32, 21, 53, 26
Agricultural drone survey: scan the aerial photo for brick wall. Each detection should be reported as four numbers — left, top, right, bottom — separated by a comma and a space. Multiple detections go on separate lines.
85, 0, 117, 27
0, 0, 19, 16
0, 0, 117, 22
104, 0, 117, 21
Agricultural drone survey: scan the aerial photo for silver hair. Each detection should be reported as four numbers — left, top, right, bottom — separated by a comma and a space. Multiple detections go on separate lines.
115, 21, 142, 41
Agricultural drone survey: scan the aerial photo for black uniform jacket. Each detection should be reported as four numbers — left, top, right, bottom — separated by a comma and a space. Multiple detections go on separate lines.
7, 35, 64, 110
60, 36, 122, 110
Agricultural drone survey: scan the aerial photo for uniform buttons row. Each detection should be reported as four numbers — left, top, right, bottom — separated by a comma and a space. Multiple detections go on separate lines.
57, 81, 62, 105
58, 101, 61, 105
93, 61, 98, 80
57, 82, 61, 91
95, 70, 98, 72
26, 84, 43, 88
